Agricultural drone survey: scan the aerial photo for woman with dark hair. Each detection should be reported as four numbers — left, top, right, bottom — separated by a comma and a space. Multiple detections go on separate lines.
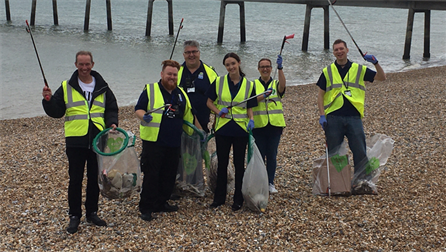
252, 55, 286, 194
205, 52, 257, 211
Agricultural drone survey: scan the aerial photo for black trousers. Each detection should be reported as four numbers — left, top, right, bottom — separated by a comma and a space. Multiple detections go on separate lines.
214, 134, 248, 206
66, 147, 100, 217
139, 140, 180, 214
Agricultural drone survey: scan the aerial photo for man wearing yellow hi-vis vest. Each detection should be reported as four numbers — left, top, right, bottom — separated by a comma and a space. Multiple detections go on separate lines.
178, 40, 218, 134
316, 39, 386, 195
135, 60, 200, 222
252, 55, 286, 194
42, 51, 118, 234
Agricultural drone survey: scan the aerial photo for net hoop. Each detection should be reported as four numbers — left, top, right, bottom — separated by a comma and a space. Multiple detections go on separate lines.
93, 127, 129, 156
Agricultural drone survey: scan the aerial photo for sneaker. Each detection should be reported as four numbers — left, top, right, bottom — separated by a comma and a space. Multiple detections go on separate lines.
86, 212, 107, 226
269, 183, 278, 194
231, 203, 242, 212
66, 216, 80, 234
154, 203, 179, 213
352, 180, 378, 195
140, 212, 153, 221
210, 201, 224, 209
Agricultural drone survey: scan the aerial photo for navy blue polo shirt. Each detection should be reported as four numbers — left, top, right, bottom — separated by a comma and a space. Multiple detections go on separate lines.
135, 81, 192, 147
206, 75, 257, 137
316, 60, 376, 116
179, 61, 216, 133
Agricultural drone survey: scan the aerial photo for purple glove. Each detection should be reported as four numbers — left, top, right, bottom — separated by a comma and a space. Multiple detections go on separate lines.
364, 54, 378, 65
263, 87, 273, 98
143, 114, 153, 123
319, 115, 327, 130
247, 119, 255, 131
218, 107, 229, 117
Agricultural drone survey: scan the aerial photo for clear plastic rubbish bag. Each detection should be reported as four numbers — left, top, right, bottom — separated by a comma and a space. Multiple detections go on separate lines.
204, 133, 235, 194
352, 133, 395, 195
93, 128, 142, 199
175, 121, 206, 197
242, 132, 269, 212
313, 142, 352, 196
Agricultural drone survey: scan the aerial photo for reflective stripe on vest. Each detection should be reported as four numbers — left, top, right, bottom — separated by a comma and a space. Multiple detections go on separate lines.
140, 83, 194, 142
323, 63, 367, 118
214, 75, 253, 132
63, 81, 105, 137
252, 79, 286, 128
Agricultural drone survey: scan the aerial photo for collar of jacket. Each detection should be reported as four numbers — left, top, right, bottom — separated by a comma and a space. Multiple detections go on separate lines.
68, 70, 110, 100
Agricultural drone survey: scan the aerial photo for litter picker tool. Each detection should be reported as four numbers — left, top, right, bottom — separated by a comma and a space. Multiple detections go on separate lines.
144, 104, 172, 115
219, 90, 274, 118
169, 18, 184, 60
272, 34, 294, 80
327, 0, 365, 58
325, 139, 331, 197
25, 20, 50, 101
145, 104, 172, 115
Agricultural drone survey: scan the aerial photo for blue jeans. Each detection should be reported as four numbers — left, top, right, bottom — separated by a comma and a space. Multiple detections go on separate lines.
325, 115, 367, 176
252, 132, 282, 185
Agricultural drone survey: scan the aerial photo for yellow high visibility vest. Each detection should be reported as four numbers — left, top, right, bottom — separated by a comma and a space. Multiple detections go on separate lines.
63, 80, 105, 137
140, 83, 194, 142
177, 63, 218, 86
252, 79, 286, 128
323, 63, 367, 118
214, 75, 253, 132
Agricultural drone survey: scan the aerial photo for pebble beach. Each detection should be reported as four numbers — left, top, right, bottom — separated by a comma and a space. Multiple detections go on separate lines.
1, 66, 445, 251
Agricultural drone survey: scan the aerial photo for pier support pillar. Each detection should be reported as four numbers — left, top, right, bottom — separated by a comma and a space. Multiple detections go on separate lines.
52, 0, 59, 25
404, 8, 431, 59
5, 0, 11, 21
84, 0, 91, 31
106, 0, 112, 30
217, 1, 246, 43
30, 0, 36, 26
302, 4, 329, 51
146, 0, 174, 36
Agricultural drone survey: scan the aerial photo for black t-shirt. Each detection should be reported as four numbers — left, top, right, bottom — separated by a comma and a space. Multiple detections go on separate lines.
206, 75, 257, 137
316, 60, 376, 116
135, 81, 190, 147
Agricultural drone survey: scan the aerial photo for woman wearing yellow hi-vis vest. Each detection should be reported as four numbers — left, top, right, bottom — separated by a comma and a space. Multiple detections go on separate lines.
316, 39, 386, 195
252, 55, 287, 194
135, 60, 200, 222
42, 51, 118, 234
206, 52, 257, 212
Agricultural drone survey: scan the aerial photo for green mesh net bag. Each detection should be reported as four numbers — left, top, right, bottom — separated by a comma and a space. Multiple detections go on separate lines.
93, 127, 141, 199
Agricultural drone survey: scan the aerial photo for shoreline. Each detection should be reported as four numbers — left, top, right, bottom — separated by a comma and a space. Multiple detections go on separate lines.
1, 65, 445, 250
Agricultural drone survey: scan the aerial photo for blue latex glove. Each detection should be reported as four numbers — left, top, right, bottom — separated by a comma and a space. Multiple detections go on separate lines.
363, 54, 378, 64
143, 114, 153, 123
276, 55, 283, 69
263, 87, 273, 98
218, 107, 229, 117
319, 115, 327, 130
247, 119, 255, 131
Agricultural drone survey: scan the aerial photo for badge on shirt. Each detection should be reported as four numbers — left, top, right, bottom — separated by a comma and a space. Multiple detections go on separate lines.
344, 90, 352, 97
198, 72, 204, 79
187, 87, 196, 93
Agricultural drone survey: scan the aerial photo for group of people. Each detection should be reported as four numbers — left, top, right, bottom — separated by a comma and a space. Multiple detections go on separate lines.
42, 38, 385, 234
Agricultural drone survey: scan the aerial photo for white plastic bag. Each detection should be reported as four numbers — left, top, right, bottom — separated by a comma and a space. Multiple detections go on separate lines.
242, 133, 269, 212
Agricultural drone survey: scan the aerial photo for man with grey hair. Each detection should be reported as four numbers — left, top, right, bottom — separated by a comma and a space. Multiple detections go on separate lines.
177, 40, 218, 133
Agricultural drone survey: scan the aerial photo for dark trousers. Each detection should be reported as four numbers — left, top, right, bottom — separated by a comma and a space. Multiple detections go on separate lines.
66, 147, 100, 217
214, 134, 248, 205
252, 132, 282, 185
139, 140, 180, 214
